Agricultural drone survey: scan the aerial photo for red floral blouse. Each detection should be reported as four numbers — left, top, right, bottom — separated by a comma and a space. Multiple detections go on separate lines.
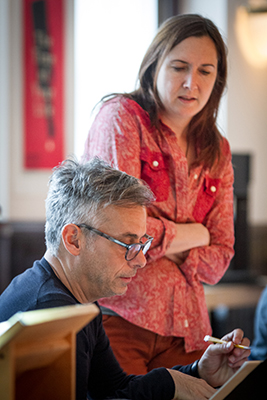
82, 96, 235, 352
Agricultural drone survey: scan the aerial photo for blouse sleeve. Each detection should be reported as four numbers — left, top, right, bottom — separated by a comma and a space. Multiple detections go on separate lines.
179, 141, 235, 285
82, 99, 177, 254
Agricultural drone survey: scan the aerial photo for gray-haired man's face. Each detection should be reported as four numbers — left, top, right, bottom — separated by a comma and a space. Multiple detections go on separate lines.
78, 205, 148, 300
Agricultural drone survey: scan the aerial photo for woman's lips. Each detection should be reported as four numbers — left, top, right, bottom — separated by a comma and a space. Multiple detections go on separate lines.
178, 96, 196, 103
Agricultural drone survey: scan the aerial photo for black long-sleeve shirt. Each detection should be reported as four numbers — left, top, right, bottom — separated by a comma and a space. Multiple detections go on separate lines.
0, 258, 197, 399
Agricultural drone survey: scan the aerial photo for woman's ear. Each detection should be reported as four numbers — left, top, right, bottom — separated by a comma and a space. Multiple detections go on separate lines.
61, 224, 82, 255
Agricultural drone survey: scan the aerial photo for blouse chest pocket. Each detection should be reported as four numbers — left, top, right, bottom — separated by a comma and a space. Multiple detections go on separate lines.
140, 151, 170, 202
192, 176, 221, 223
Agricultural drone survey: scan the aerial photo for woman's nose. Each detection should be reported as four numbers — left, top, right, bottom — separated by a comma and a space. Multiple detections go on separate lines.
183, 72, 197, 90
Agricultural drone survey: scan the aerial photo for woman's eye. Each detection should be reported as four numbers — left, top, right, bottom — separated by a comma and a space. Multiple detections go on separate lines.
200, 70, 211, 76
173, 67, 185, 71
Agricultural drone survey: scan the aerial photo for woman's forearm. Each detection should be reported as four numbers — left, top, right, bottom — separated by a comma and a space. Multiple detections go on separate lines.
165, 223, 210, 256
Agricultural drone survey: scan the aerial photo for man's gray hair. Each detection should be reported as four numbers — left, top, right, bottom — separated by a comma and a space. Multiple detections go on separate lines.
45, 157, 154, 255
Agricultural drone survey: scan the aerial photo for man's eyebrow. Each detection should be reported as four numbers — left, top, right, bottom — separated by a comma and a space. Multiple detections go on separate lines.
120, 232, 145, 241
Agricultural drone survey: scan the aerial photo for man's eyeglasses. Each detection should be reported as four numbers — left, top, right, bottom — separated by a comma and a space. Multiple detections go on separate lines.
76, 223, 153, 261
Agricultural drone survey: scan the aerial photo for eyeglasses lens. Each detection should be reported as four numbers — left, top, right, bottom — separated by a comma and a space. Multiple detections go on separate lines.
126, 244, 141, 261
126, 240, 152, 261
143, 240, 151, 254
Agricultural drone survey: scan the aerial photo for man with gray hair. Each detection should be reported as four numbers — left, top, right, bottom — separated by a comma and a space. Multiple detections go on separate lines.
0, 158, 250, 400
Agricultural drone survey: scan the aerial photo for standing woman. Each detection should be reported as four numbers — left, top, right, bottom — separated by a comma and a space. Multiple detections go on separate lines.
82, 14, 235, 374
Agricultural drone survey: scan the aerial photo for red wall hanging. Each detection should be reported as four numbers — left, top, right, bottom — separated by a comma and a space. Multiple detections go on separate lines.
23, 0, 65, 169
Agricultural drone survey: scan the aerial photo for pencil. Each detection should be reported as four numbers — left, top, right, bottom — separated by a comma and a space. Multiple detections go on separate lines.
204, 335, 250, 350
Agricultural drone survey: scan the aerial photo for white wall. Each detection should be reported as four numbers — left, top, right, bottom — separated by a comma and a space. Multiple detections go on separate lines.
180, 0, 228, 44
74, 0, 158, 158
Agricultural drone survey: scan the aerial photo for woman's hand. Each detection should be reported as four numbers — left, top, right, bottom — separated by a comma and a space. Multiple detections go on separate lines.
165, 223, 210, 258
166, 250, 190, 265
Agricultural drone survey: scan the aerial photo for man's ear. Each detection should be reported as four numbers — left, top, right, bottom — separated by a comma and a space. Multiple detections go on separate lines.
61, 224, 82, 256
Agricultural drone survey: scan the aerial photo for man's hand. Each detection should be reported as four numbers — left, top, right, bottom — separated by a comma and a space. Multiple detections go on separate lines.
198, 329, 250, 388
167, 369, 216, 400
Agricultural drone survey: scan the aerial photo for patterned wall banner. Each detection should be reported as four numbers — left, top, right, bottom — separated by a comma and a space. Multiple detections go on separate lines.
23, 0, 64, 169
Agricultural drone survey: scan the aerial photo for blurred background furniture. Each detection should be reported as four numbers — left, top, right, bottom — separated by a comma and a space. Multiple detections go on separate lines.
0, 221, 45, 294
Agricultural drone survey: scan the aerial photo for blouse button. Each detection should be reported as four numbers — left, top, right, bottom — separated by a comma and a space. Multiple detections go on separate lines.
152, 160, 159, 167
194, 174, 198, 180
210, 185, 216, 193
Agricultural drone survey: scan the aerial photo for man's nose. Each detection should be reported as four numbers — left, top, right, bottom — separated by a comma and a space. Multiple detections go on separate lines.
128, 250, 147, 270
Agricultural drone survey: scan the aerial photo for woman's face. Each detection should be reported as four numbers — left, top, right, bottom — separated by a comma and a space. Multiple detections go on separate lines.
156, 35, 218, 126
